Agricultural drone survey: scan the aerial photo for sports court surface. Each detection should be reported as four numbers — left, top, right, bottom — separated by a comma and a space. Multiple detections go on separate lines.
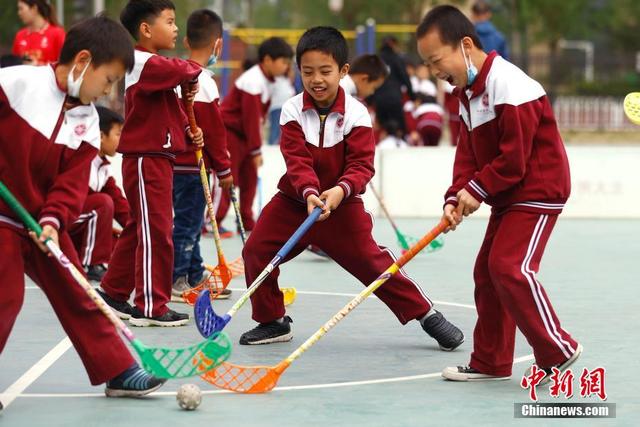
0, 217, 637, 426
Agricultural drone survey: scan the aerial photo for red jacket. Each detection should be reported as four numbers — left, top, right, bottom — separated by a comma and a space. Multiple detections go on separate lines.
278, 87, 375, 203
174, 66, 231, 178
118, 47, 201, 157
0, 64, 100, 231
221, 64, 274, 157
88, 156, 129, 227
12, 24, 65, 65
445, 52, 570, 215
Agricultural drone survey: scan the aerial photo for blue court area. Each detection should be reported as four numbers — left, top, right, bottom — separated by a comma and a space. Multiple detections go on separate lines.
0, 217, 637, 426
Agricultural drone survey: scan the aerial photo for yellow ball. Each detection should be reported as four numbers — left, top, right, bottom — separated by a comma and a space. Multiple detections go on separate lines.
176, 383, 202, 411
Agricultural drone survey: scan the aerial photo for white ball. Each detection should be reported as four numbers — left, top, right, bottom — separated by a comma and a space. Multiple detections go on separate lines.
176, 383, 202, 411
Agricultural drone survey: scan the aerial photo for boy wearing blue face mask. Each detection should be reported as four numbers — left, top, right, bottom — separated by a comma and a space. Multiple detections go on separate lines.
170, 9, 233, 298
417, 5, 581, 383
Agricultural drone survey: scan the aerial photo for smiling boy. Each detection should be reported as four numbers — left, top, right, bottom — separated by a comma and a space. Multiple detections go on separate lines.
238, 27, 464, 351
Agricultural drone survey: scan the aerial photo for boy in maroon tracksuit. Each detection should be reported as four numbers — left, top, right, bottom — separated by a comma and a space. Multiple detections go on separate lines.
0, 16, 165, 399
416, 6, 581, 382
98, 0, 204, 327
215, 37, 293, 234
70, 106, 129, 282
239, 26, 464, 350
171, 9, 233, 298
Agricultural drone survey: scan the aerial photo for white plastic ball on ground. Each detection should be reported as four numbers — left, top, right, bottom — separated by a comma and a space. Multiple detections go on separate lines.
176, 383, 202, 411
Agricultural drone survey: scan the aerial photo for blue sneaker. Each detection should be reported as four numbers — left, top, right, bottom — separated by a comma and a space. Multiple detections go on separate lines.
105, 363, 166, 397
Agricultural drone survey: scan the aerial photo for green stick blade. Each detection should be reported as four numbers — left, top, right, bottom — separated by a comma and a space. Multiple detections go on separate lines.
136, 332, 232, 379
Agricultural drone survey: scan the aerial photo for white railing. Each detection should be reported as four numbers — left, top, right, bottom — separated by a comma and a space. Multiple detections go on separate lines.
554, 96, 636, 131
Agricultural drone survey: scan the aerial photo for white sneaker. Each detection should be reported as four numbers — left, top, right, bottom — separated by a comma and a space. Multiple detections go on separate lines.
442, 366, 511, 381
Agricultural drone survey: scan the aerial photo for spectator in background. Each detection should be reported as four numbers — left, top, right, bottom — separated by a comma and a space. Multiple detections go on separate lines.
13, 0, 65, 65
471, 0, 509, 60
412, 63, 437, 97
371, 36, 414, 135
377, 120, 408, 149
268, 67, 296, 145
412, 94, 444, 146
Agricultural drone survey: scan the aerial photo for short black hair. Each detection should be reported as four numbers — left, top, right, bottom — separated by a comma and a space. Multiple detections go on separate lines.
0, 54, 25, 68
415, 93, 437, 105
416, 5, 483, 50
96, 106, 124, 135
258, 37, 293, 62
349, 54, 389, 81
120, 0, 175, 40
471, 1, 492, 15
296, 26, 348, 69
59, 15, 135, 72
186, 9, 222, 49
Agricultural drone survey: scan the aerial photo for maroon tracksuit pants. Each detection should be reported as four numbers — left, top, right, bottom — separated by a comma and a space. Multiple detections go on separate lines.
101, 157, 173, 318
0, 225, 134, 384
244, 193, 432, 324
469, 210, 579, 376
216, 130, 258, 230
69, 193, 115, 266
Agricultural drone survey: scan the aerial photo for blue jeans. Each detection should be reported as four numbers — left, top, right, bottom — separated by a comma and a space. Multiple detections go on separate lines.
173, 173, 206, 285
268, 108, 282, 145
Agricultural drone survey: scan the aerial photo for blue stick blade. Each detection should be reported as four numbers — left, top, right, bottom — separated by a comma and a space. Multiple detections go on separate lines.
195, 289, 227, 338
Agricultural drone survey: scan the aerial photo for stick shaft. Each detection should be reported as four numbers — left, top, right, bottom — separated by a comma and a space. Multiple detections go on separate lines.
229, 186, 246, 244
185, 93, 228, 266
284, 219, 448, 365
226, 207, 322, 318
368, 183, 407, 246
0, 181, 136, 343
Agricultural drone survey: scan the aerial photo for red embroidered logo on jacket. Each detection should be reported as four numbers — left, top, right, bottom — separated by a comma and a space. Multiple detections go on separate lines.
482, 94, 489, 107
336, 117, 344, 128
74, 124, 87, 137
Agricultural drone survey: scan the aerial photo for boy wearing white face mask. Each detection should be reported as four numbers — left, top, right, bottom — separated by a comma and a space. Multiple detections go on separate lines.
417, 5, 581, 383
170, 9, 232, 297
0, 16, 167, 398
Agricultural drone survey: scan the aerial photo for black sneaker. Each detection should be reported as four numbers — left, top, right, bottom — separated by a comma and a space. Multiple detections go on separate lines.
421, 310, 464, 351
306, 244, 330, 259
239, 316, 293, 345
86, 264, 108, 282
128, 307, 190, 327
96, 288, 134, 320
105, 363, 167, 397
442, 365, 510, 381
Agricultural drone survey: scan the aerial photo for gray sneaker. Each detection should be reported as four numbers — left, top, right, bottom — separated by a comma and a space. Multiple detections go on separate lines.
171, 276, 191, 302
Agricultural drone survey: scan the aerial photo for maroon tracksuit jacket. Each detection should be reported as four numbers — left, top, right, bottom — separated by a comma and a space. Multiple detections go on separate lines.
70, 155, 130, 266
243, 87, 434, 324
101, 48, 201, 318
216, 64, 274, 230
174, 65, 231, 179
0, 64, 133, 384
446, 52, 578, 375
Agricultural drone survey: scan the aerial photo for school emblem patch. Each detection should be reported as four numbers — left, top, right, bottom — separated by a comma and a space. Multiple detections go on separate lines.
74, 124, 87, 137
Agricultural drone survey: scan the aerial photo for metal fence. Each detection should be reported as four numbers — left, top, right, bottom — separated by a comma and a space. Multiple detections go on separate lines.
553, 96, 637, 131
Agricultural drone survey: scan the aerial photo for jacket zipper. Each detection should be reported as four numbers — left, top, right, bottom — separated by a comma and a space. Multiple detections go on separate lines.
319, 112, 327, 148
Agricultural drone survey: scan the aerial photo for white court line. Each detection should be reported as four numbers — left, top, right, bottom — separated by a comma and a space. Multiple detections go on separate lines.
0, 337, 72, 408
25, 285, 476, 309
19, 354, 536, 398
15, 286, 485, 401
